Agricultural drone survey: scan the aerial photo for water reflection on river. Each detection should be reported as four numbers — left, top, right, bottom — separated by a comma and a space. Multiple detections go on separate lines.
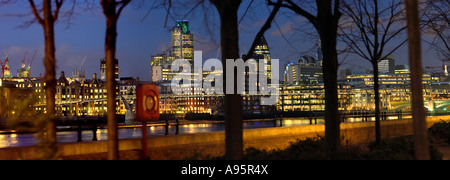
0, 116, 405, 148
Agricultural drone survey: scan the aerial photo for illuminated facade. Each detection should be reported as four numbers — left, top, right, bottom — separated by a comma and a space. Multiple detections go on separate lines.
378, 55, 396, 74
55, 72, 115, 116
394, 65, 410, 74
151, 50, 177, 82
157, 83, 276, 116
0, 85, 36, 120
254, 36, 272, 79
284, 55, 323, 86
2, 56, 12, 79
151, 20, 194, 83
17, 67, 30, 78
0, 77, 43, 125
0, 70, 128, 118
280, 85, 331, 112
278, 84, 450, 113
345, 73, 432, 87
172, 20, 194, 63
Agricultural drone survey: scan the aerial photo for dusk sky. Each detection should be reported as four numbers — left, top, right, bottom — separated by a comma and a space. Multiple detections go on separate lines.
0, 1, 444, 81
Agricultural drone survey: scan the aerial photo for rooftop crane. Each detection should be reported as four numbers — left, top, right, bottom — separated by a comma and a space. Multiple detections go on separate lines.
425, 59, 449, 75
28, 49, 38, 77
0, 60, 4, 79
21, 50, 28, 69
0, 52, 9, 78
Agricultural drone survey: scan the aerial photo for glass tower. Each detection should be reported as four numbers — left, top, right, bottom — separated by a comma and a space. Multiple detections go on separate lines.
254, 36, 272, 79
172, 20, 194, 64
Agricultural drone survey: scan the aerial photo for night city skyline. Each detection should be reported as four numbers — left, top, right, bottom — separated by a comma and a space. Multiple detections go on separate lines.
0, 0, 445, 81
0, 0, 449, 164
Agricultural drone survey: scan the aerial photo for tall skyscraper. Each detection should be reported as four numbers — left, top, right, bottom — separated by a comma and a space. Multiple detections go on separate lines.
316, 40, 323, 67
100, 58, 119, 81
172, 20, 194, 64
242, 36, 272, 80
151, 20, 194, 83
254, 36, 272, 79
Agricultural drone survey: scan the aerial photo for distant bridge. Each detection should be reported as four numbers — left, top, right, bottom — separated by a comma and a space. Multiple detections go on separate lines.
54, 94, 135, 106
391, 100, 450, 111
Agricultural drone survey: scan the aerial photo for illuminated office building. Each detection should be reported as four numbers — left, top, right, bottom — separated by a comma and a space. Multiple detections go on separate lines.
152, 20, 195, 83
378, 55, 395, 74
151, 50, 177, 82
284, 55, 323, 85
253, 36, 272, 79
345, 73, 432, 87
172, 20, 194, 63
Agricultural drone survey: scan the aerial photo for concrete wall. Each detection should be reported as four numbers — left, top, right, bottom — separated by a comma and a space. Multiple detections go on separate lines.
0, 115, 449, 160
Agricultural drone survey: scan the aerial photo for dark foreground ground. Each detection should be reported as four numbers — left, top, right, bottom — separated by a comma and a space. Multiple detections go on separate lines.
62, 142, 450, 160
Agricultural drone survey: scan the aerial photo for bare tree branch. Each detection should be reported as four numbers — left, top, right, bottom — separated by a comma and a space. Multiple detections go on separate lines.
339, 0, 408, 146
244, 0, 282, 61
28, 0, 44, 25
268, 0, 318, 28
422, 0, 450, 59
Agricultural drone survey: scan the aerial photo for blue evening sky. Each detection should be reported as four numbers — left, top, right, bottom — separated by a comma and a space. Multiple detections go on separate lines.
0, 1, 442, 81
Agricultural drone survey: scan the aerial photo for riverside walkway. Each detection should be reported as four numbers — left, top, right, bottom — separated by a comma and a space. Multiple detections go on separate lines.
0, 115, 449, 160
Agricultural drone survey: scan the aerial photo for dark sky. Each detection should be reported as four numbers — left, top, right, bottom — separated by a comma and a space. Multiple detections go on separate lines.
0, 1, 444, 81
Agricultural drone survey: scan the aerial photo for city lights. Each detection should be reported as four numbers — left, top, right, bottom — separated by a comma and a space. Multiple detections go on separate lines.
0, 0, 448, 164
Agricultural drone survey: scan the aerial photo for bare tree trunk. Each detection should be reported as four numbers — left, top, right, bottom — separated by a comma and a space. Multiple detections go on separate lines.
101, 0, 130, 160
267, 0, 342, 159
42, 0, 58, 159
102, 0, 119, 161
405, 0, 430, 160
317, 0, 341, 159
320, 34, 341, 159
105, 17, 118, 161
373, 0, 382, 147
210, 0, 243, 160
220, 5, 243, 161
372, 61, 382, 146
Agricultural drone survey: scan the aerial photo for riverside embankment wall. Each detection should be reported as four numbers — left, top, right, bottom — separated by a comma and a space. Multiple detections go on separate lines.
0, 115, 449, 160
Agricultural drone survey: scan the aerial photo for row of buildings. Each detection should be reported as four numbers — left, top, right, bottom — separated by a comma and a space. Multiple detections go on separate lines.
2, 70, 448, 122
1, 20, 449, 123
149, 20, 450, 116
0, 57, 135, 122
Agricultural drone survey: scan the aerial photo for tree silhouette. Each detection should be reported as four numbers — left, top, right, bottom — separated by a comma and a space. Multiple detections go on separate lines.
208, 0, 244, 160
27, 0, 76, 160
339, 0, 408, 146
101, 0, 131, 160
422, 0, 449, 60
268, 0, 343, 159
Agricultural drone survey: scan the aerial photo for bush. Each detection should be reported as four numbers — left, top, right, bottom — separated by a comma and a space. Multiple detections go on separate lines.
242, 136, 443, 160
429, 121, 450, 144
365, 136, 443, 160
243, 137, 365, 160
243, 137, 327, 160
